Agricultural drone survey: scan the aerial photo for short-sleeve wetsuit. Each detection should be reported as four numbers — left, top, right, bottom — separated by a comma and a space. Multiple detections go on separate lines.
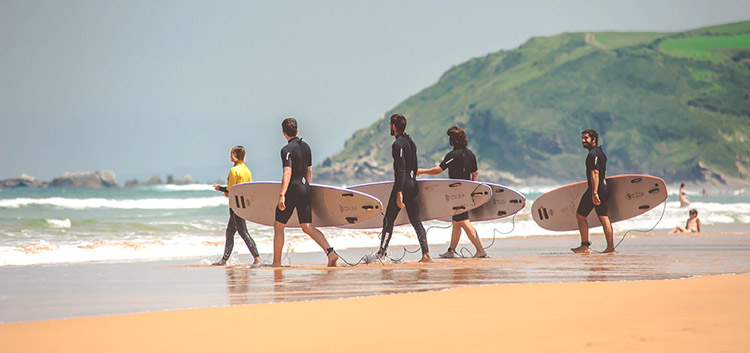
377, 133, 428, 256
275, 137, 314, 224
576, 145, 609, 217
439, 147, 478, 221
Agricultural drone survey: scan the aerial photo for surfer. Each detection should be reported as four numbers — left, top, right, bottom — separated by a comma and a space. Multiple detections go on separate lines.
571, 129, 615, 254
373, 114, 431, 263
417, 126, 487, 258
272, 118, 338, 267
212, 145, 261, 266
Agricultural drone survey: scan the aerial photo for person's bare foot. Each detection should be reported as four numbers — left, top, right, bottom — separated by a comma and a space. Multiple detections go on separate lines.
418, 254, 432, 263
571, 245, 590, 254
271, 261, 282, 267
474, 250, 488, 258
602, 247, 616, 254
439, 249, 455, 258
327, 251, 339, 267
212, 258, 227, 266
252, 256, 262, 265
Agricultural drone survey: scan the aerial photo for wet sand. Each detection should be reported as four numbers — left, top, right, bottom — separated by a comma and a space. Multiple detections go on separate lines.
1, 233, 749, 324
1, 273, 749, 352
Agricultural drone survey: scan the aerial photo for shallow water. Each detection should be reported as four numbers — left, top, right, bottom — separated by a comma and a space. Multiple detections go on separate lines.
1, 234, 749, 323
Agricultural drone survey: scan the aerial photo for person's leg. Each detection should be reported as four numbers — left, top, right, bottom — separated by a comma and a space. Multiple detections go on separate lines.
377, 190, 401, 257
670, 225, 686, 234
215, 211, 237, 265
572, 190, 593, 254
403, 187, 430, 262
300, 223, 338, 267
272, 221, 286, 267
231, 210, 261, 263
440, 223, 461, 258
599, 215, 615, 253
460, 220, 486, 257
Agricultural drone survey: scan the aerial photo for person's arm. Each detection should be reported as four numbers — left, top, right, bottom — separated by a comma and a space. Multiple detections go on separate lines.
278, 166, 292, 211
306, 166, 313, 184
417, 166, 443, 176
591, 169, 601, 205
696, 218, 701, 232
393, 142, 406, 208
471, 171, 478, 181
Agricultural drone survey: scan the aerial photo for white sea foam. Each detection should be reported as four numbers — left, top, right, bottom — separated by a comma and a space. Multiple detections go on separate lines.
0, 197, 227, 210
45, 218, 72, 228
150, 184, 215, 192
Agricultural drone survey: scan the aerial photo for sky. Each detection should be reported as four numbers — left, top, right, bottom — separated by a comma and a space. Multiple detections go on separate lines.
1, 0, 749, 183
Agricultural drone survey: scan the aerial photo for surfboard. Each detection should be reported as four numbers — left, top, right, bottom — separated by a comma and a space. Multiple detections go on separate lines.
341, 179, 493, 229
228, 182, 383, 227
439, 182, 526, 222
531, 174, 667, 231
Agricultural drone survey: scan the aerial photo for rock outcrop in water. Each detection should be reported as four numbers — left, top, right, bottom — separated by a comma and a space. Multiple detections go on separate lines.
50, 171, 119, 188
0, 174, 49, 188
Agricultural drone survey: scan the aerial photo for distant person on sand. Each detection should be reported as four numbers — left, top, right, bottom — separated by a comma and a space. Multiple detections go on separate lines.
372, 113, 431, 263
272, 118, 338, 267
571, 129, 615, 254
670, 209, 701, 234
418, 126, 486, 258
212, 145, 261, 266
679, 183, 691, 207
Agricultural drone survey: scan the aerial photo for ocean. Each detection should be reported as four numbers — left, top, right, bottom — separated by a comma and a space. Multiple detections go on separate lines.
1, 183, 748, 267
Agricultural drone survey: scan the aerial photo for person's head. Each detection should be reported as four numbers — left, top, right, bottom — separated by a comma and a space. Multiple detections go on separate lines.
230, 145, 245, 163
282, 117, 298, 138
581, 129, 599, 149
689, 209, 698, 218
680, 183, 686, 188
389, 114, 407, 136
447, 126, 468, 149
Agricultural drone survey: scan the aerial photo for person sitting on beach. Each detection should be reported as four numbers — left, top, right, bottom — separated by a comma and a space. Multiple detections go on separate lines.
212, 145, 261, 266
679, 183, 691, 208
670, 209, 701, 234
417, 126, 486, 258
272, 118, 338, 267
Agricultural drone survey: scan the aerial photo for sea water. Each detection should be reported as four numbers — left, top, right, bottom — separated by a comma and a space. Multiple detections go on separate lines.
1, 184, 748, 266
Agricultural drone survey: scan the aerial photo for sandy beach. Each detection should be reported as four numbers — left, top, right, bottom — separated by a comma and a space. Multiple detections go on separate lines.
0, 271, 748, 352
1, 232, 749, 352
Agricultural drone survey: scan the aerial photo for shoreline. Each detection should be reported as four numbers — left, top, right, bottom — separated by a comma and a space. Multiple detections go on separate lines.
2, 273, 749, 352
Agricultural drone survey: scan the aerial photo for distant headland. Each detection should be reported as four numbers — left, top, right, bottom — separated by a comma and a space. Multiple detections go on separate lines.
0, 171, 206, 189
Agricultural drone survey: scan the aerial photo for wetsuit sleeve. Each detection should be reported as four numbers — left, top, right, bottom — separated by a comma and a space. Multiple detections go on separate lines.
218, 186, 229, 193
281, 146, 292, 168
468, 150, 478, 174
304, 142, 312, 167
392, 141, 407, 192
438, 150, 454, 171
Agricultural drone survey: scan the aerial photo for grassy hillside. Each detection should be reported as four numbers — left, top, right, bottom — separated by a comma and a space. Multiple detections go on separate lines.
320, 21, 750, 185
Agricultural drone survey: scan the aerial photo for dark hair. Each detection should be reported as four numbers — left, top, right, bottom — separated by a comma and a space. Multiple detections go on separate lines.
680, 183, 686, 188
390, 114, 407, 133
231, 145, 245, 161
689, 209, 698, 215
282, 117, 298, 137
582, 129, 599, 145
447, 126, 468, 149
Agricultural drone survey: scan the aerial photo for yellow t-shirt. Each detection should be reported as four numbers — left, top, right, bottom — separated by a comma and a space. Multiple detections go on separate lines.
227, 162, 252, 190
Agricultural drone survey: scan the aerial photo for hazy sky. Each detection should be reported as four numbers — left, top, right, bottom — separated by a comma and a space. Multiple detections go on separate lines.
1, 0, 748, 182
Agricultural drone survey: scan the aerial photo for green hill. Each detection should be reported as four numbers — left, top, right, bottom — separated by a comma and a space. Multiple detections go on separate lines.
317, 21, 750, 186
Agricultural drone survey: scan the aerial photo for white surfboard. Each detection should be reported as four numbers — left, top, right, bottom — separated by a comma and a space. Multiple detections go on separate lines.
531, 174, 667, 231
439, 182, 526, 222
228, 182, 383, 227
341, 179, 493, 229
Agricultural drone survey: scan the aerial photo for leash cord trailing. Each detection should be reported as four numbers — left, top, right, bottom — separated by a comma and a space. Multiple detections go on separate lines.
591, 199, 668, 254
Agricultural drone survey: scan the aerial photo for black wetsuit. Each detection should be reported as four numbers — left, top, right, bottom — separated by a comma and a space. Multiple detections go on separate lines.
439, 147, 478, 222
576, 145, 609, 217
222, 209, 260, 260
275, 137, 314, 224
377, 133, 428, 256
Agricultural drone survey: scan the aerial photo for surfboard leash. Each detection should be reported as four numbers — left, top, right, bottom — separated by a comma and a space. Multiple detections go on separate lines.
591, 198, 668, 253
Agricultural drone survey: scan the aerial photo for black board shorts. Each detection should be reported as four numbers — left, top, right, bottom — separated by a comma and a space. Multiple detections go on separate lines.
576, 183, 609, 217
452, 211, 470, 222
275, 182, 313, 224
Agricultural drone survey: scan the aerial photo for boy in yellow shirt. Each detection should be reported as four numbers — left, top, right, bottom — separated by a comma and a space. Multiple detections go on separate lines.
212, 145, 261, 265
